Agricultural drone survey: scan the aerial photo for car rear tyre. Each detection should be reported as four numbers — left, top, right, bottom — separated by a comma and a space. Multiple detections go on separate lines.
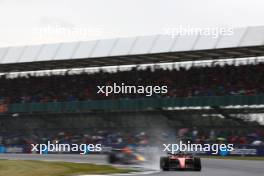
108, 153, 118, 164
194, 157, 201, 171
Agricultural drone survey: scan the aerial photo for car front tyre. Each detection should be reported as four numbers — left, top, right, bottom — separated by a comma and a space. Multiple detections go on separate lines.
160, 157, 169, 171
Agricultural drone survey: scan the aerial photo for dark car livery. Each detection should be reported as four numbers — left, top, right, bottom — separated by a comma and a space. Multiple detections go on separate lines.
108, 146, 145, 164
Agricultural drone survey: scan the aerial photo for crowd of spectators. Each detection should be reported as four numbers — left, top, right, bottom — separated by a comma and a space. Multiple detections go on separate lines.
1, 128, 263, 147
0, 63, 264, 104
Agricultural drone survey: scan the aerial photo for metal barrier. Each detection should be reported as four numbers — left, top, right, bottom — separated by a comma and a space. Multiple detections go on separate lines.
6, 95, 264, 113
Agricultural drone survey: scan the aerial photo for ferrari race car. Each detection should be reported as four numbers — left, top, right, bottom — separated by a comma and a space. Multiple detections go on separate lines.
108, 146, 146, 164
160, 152, 201, 171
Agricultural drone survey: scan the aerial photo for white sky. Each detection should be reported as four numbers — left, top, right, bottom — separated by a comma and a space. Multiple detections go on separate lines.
0, 0, 264, 47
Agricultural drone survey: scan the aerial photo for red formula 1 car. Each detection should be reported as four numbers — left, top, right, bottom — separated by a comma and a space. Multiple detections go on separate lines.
160, 152, 201, 171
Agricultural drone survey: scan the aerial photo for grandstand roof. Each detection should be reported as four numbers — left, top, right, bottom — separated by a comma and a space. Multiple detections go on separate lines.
1, 26, 264, 72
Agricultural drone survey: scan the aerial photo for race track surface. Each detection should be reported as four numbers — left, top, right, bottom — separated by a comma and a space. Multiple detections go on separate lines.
0, 154, 263, 176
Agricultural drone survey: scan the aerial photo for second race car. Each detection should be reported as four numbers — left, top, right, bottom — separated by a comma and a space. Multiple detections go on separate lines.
108, 146, 146, 164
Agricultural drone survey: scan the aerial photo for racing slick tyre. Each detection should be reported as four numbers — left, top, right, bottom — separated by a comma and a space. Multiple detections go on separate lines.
160, 157, 169, 171
194, 157, 201, 171
108, 153, 118, 164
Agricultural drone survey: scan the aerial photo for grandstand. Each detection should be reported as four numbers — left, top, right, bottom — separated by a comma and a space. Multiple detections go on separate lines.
0, 26, 264, 113
0, 26, 264, 72
0, 26, 264, 151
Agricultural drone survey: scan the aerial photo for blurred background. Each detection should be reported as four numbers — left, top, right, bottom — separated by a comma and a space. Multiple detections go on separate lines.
0, 58, 263, 156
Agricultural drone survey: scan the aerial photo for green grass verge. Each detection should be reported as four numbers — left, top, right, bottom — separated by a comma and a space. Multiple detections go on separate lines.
201, 156, 264, 161
0, 160, 136, 176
